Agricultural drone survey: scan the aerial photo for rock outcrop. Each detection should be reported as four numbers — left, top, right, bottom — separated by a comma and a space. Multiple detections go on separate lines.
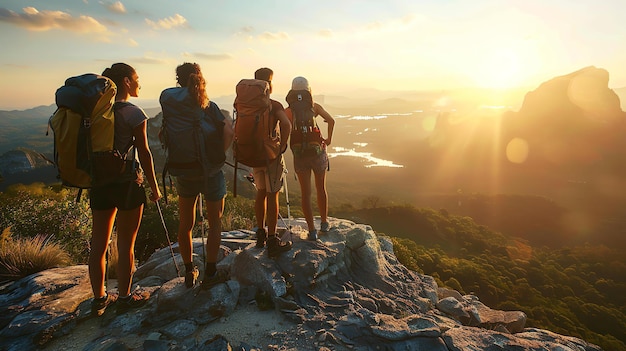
0, 148, 51, 176
0, 218, 602, 350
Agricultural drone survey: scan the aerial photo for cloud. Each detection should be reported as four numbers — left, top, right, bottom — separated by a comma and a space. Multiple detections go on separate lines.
183, 52, 233, 61
104, 1, 126, 14
0, 7, 109, 33
132, 56, 170, 64
127, 38, 138, 47
258, 31, 289, 41
145, 13, 188, 30
318, 29, 333, 38
364, 14, 418, 33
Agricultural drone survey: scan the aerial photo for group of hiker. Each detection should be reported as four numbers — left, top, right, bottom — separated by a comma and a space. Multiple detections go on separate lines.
80, 62, 335, 316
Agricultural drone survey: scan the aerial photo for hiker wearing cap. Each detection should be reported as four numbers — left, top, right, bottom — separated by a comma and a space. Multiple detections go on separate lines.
89, 63, 162, 317
160, 62, 234, 289
285, 76, 335, 240
251, 67, 293, 257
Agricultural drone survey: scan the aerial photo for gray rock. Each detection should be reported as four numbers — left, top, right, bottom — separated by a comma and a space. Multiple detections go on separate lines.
0, 217, 604, 351
436, 296, 469, 320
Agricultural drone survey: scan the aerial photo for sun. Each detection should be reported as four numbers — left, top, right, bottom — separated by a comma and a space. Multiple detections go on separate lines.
471, 48, 526, 89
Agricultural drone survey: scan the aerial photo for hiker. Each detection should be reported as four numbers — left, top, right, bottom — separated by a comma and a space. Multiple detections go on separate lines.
251, 67, 293, 257
285, 76, 335, 240
89, 63, 162, 316
160, 62, 234, 289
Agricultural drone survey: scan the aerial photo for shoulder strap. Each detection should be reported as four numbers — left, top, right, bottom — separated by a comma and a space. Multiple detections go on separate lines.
113, 101, 135, 154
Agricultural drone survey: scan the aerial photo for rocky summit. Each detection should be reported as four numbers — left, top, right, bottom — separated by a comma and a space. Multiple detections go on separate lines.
0, 218, 602, 351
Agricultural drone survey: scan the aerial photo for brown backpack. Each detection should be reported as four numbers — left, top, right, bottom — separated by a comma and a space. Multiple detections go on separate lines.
232, 79, 281, 168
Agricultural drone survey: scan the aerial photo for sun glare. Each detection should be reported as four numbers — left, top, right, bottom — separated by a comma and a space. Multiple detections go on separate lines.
472, 48, 525, 89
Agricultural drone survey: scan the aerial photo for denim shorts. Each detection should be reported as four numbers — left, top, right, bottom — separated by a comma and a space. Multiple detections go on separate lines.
293, 149, 329, 174
90, 181, 147, 211
175, 170, 226, 201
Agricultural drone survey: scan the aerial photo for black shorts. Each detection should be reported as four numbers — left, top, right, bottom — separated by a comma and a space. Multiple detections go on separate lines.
89, 181, 147, 211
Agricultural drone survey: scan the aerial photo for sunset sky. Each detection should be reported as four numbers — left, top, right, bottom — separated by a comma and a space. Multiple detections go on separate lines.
1, 0, 625, 110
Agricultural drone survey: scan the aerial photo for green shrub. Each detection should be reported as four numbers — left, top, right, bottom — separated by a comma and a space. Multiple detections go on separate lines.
0, 183, 91, 263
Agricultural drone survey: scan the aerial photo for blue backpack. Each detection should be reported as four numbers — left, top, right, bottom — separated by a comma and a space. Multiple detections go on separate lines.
159, 87, 225, 188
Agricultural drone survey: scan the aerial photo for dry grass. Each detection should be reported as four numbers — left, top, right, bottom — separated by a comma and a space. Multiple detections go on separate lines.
0, 227, 71, 282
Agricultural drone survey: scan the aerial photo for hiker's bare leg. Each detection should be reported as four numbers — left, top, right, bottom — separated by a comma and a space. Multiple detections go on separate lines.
297, 169, 315, 231
89, 208, 116, 299
255, 189, 267, 229
115, 205, 144, 297
266, 191, 279, 235
313, 169, 328, 224
205, 197, 224, 264
177, 195, 198, 265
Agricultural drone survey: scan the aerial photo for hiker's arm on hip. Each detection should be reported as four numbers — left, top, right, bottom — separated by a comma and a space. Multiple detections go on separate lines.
315, 103, 335, 146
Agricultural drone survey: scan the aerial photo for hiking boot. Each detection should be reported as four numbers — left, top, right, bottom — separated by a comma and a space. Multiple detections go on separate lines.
320, 221, 330, 233
91, 293, 117, 317
185, 266, 199, 288
267, 235, 292, 258
307, 229, 318, 241
255, 227, 267, 248
116, 290, 150, 315
200, 269, 229, 290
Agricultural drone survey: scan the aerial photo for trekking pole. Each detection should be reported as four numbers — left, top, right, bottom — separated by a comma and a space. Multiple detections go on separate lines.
105, 237, 111, 291
197, 193, 207, 265
283, 168, 292, 231
156, 200, 180, 277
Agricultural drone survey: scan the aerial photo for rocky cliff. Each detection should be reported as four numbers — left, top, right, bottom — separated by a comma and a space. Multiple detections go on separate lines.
0, 218, 602, 351
0, 148, 51, 176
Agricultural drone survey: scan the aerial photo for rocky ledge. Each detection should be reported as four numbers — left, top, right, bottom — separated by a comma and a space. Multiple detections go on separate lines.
0, 218, 602, 350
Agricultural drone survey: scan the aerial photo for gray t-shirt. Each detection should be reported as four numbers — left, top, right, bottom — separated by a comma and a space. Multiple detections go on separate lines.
114, 102, 147, 153
114, 102, 147, 180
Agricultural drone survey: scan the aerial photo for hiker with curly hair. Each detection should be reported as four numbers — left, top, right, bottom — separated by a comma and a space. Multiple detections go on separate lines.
160, 62, 234, 289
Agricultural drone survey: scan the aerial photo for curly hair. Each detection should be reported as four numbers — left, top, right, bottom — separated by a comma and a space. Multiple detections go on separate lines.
176, 62, 208, 108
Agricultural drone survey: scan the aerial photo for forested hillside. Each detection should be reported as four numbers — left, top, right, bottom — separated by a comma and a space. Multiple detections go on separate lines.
336, 204, 626, 351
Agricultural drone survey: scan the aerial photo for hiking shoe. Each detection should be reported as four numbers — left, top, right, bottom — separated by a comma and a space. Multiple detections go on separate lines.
116, 290, 150, 315
91, 293, 117, 317
320, 221, 330, 233
307, 229, 318, 241
255, 227, 267, 248
185, 266, 199, 288
200, 269, 229, 290
267, 235, 292, 258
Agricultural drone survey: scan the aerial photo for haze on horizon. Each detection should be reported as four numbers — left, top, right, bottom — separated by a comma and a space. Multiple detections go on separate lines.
1, 0, 626, 111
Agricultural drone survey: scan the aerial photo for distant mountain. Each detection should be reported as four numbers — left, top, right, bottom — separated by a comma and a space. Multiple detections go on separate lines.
0, 104, 56, 155
424, 66, 626, 239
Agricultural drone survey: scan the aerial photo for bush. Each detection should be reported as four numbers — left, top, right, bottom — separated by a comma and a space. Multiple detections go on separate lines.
0, 228, 70, 282
0, 183, 91, 263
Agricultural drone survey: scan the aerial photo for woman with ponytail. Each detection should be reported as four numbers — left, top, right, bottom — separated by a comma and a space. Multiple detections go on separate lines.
159, 62, 234, 289
89, 63, 162, 316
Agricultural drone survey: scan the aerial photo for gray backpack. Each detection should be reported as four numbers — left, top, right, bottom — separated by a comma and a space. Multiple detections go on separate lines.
159, 87, 225, 181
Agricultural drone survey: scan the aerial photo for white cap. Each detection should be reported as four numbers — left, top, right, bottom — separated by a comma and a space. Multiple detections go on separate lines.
291, 76, 310, 91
